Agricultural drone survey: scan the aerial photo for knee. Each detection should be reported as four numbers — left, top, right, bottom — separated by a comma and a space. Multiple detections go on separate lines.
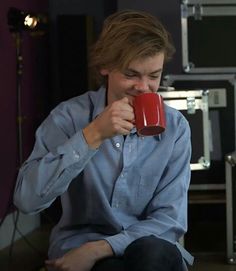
124, 236, 183, 271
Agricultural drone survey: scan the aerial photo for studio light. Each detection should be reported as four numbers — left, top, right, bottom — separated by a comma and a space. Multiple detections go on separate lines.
24, 14, 38, 29
7, 7, 48, 33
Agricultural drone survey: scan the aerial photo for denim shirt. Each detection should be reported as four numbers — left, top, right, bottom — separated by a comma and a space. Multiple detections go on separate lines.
14, 86, 193, 267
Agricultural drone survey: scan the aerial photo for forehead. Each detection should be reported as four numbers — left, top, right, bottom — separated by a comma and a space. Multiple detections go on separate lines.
127, 53, 165, 72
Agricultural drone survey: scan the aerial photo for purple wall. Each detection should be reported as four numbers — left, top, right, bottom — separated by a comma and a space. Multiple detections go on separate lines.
0, 0, 49, 218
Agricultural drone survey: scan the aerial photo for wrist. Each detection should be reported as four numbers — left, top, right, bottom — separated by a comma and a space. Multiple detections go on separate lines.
83, 122, 103, 149
87, 240, 114, 262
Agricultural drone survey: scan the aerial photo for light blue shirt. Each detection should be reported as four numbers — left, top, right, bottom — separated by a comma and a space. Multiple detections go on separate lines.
14, 86, 193, 267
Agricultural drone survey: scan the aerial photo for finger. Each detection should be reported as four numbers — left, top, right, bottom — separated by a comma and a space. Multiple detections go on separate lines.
119, 127, 133, 135
119, 110, 135, 122
118, 120, 135, 134
121, 96, 130, 104
45, 258, 63, 267
115, 98, 133, 112
45, 259, 54, 265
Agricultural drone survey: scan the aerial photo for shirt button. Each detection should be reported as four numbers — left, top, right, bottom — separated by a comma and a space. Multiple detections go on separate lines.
73, 150, 80, 160
115, 142, 120, 148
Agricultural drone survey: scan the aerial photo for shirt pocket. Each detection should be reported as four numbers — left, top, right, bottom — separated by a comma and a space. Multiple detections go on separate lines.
135, 173, 160, 215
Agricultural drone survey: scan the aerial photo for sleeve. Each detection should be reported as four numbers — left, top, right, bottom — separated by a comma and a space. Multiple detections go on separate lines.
104, 117, 193, 264
14, 110, 97, 214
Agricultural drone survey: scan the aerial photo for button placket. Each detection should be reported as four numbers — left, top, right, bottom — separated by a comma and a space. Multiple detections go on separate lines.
111, 170, 128, 209
111, 135, 124, 151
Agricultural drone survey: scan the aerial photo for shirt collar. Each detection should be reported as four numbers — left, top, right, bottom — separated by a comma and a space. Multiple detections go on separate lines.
91, 86, 107, 120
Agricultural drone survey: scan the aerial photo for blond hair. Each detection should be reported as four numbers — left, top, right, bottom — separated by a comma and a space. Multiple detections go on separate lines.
89, 9, 175, 85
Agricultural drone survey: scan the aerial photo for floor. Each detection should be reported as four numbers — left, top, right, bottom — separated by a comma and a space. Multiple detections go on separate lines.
0, 224, 50, 271
0, 224, 236, 271
189, 254, 236, 271
0, 201, 236, 271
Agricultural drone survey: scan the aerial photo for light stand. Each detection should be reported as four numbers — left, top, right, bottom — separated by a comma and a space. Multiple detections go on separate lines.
7, 7, 48, 166
15, 32, 23, 166
5, 8, 48, 267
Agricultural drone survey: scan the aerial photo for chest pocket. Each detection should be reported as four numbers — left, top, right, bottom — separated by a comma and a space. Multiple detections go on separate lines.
135, 173, 160, 215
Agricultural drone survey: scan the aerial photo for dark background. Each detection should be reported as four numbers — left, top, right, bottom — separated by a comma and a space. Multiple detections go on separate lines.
0, 2, 234, 256
0, 0, 184, 220
0, 0, 49, 220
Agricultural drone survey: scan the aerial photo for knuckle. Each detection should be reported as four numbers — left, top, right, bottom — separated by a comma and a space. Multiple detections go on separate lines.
113, 124, 120, 131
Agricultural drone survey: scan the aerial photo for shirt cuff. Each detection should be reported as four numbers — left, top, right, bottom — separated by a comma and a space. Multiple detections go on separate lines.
103, 231, 141, 256
57, 129, 97, 166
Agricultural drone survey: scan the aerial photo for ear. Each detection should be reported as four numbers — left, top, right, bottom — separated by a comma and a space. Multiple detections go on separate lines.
100, 68, 109, 76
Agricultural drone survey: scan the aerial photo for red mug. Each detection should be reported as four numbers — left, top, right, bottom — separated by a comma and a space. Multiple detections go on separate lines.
133, 92, 166, 136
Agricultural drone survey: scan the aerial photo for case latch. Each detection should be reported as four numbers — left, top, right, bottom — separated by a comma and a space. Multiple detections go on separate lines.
186, 97, 196, 114
226, 152, 236, 167
198, 156, 210, 169
193, 4, 203, 20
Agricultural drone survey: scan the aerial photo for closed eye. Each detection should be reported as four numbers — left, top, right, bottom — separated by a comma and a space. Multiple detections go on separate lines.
124, 72, 138, 78
149, 75, 160, 80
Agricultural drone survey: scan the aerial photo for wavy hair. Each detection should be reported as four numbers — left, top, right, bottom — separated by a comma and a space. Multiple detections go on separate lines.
89, 9, 175, 85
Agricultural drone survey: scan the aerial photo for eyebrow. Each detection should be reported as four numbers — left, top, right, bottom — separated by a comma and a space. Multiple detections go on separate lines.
125, 68, 163, 75
150, 69, 163, 75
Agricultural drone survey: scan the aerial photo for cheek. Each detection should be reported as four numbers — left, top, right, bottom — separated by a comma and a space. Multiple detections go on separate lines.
150, 80, 160, 91
117, 78, 134, 89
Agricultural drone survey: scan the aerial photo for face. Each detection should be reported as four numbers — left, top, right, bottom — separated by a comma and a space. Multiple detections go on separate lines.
100, 53, 165, 104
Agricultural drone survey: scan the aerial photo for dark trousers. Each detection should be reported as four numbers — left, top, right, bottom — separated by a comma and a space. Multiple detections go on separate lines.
91, 236, 183, 271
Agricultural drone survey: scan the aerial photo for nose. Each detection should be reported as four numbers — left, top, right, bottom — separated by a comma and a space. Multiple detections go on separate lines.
133, 79, 150, 93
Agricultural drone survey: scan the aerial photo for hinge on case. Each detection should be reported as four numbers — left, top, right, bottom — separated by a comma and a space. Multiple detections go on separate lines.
186, 97, 196, 114
193, 4, 203, 20
198, 156, 210, 169
184, 62, 195, 73
226, 154, 236, 167
181, 3, 188, 18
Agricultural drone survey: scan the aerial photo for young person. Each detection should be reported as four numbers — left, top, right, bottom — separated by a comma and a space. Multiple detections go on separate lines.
14, 9, 193, 271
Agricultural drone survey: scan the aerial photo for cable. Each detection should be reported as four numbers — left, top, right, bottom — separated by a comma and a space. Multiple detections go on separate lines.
0, 207, 12, 228
6, 210, 48, 270
14, 214, 47, 258
7, 210, 20, 268
0, 172, 18, 229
